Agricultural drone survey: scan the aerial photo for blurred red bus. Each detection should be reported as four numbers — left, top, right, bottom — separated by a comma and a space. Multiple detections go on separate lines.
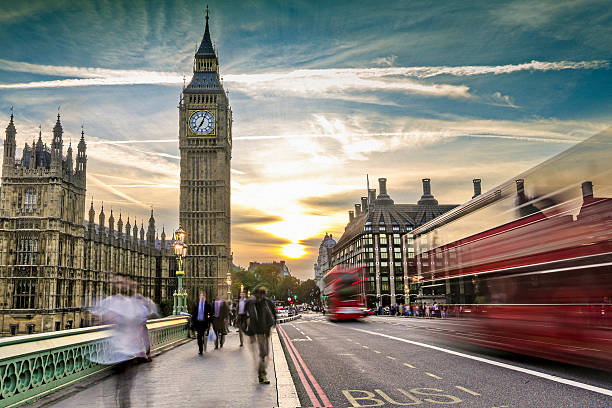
322, 265, 368, 320
410, 129, 612, 370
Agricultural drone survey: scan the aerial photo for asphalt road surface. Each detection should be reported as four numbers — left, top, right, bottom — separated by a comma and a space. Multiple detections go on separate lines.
277, 313, 612, 408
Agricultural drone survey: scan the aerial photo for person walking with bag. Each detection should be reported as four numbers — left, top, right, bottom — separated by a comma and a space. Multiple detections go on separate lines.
213, 295, 229, 349
245, 286, 277, 384
191, 292, 213, 355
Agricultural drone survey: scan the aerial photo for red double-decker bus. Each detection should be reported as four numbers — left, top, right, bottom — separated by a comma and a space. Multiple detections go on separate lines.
322, 265, 368, 320
410, 128, 612, 370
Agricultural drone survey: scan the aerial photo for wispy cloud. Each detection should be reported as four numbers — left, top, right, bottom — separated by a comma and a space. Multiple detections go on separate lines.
1, 59, 607, 101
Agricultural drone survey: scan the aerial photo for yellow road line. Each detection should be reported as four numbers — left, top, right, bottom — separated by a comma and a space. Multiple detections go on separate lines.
374, 350, 381, 354
426, 372, 442, 379
455, 385, 480, 396
362, 345, 369, 349
386, 356, 396, 360
403, 363, 415, 368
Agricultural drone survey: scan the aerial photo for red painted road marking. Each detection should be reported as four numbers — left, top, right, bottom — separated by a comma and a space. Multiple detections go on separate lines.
278, 325, 322, 407
278, 325, 333, 407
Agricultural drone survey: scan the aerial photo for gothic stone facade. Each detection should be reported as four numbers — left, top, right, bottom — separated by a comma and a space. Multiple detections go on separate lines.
0, 114, 176, 336
179, 10, 232, 300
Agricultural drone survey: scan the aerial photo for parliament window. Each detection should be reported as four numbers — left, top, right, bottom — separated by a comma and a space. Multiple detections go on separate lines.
24, 188, 37, 211
16, 237, 38, 265
14, 279, 36, 309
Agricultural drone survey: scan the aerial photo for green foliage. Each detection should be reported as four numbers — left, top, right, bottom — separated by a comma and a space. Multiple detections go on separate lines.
230, 266, 321, 304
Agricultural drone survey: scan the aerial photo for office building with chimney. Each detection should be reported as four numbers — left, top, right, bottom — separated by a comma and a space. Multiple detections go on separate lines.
330, 178, 481, 308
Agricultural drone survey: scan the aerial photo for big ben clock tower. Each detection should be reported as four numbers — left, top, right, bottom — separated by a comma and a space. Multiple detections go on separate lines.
179, 6, 232, 300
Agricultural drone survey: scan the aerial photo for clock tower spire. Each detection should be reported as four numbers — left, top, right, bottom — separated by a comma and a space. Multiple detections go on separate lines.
179, 5, 232, 301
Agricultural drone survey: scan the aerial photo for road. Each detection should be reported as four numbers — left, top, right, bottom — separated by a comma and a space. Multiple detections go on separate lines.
277, 313, 612, 408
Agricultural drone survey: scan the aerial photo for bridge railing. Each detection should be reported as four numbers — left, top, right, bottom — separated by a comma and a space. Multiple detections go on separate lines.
0, 316, 190, 408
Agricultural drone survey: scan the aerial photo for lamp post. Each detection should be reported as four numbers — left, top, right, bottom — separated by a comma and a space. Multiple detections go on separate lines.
226, 272, 232, 302
173, 226, 188, 315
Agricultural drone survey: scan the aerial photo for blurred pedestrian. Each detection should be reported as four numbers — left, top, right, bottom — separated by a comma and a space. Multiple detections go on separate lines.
236, 292, 248, 347
190, 292, 212, 355
245, 286, 277, 384
91, 278, 155, 407
132, 293, 158, 362
213, 295, 229, 349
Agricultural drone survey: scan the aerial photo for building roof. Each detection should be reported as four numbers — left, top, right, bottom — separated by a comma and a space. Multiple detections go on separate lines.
196, 8, 216, 57
183, 72, 224, 94
335, 178, 459, 248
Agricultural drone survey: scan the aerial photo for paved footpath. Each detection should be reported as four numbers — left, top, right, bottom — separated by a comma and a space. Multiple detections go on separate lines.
43, 329, 283, 408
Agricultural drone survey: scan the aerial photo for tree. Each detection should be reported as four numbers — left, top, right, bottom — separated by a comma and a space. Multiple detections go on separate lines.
297, 279, 320, 304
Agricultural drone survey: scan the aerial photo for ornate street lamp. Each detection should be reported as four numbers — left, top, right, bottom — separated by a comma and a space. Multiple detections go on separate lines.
226, 272, 232, 302
173, 226, 188, 315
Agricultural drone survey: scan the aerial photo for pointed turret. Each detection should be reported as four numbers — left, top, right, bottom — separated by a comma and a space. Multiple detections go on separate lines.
65, 142, 73, 174
117, 212, 123, 241
191, 5, 220, 77
126, 217, 131, 240
88, 200, 96, 238
133, 221, 139, 246
140, 221, 146, 244
76, 127, 87, 178
99, 204, 106, 240
52, 112, 63, 157
147, 208, 156, 246
196, 5, 216, 57
35, 129, 45, 168
161, 226, 166, 251
108, 209, 115, 243
4, 109, 17, 165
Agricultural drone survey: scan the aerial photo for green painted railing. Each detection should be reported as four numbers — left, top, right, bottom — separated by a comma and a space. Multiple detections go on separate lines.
0, 316, 190, 408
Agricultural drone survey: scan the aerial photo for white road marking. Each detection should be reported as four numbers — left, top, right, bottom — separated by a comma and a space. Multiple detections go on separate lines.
403, 363, 415, 368
374, 350, 381, 354
426, 372, 443, 379
386, 356, 396, 360
350, 327, 612, 397
362, 345, 369, 349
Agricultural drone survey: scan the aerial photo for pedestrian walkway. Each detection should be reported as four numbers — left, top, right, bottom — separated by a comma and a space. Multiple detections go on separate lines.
43, 329, 279, 408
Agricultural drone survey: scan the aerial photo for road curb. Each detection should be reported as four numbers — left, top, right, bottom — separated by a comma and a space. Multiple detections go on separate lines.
272, 327, 300, 408
277, 314, 302, 324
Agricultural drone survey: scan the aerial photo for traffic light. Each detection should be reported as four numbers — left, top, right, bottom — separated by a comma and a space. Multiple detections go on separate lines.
293, 295, 298, 300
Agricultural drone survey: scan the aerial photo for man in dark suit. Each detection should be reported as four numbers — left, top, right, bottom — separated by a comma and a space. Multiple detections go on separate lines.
212, 295, 229, 349
191, 292, 212, 355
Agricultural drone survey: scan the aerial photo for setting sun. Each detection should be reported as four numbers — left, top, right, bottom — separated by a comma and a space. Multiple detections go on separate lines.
281, 243, 307, 259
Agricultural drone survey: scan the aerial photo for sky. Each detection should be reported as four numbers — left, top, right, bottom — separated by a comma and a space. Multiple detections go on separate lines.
0, 0, 611, 279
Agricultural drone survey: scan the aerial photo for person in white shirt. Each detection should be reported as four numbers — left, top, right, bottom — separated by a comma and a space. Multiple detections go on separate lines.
236, 292, 247, 346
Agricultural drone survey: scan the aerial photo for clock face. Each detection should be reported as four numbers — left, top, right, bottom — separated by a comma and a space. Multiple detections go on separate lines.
189, 110, 215, 135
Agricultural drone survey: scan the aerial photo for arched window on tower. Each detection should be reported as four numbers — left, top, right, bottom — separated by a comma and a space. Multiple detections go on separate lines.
24, 188, 37, 212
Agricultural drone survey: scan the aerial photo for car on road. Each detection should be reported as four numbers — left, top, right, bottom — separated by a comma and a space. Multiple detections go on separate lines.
276, 307, 289, 318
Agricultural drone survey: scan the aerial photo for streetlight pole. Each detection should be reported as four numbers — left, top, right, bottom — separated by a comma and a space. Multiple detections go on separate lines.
173, 226, 188, 315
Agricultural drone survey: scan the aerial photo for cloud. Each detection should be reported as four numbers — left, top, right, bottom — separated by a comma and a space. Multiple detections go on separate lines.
372, 55, 398, 67
1, 59, 607, 102
300, 189, 366, 212
232, 209, 283, 225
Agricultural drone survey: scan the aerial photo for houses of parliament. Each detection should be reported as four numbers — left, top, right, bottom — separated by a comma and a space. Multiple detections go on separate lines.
0, 8, 232, 336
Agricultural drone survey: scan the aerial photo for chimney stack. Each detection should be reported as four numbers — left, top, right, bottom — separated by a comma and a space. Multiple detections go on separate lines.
368, 189, 376, 207
581, 181, 593, 198
355, 203, 361, 215
349, 210, 354, 222
361, 196, 368, 212
516, 179, 525, 194
422, 178, 432, 196
378, 178, 387, 195
472, 179, 481, 199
